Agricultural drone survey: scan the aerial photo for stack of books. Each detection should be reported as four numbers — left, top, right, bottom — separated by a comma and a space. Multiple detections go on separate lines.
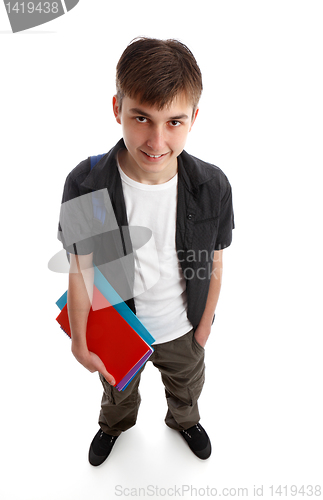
56, 265, 155, 391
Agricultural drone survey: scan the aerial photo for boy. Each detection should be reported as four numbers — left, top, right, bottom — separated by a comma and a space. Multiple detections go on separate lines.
58, 38, 234, 466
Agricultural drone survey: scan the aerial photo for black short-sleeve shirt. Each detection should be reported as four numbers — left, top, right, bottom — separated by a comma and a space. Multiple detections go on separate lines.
58, 139, 234, 329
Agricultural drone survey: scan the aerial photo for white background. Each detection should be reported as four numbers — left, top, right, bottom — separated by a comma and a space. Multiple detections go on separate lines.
1, 1, 322, 499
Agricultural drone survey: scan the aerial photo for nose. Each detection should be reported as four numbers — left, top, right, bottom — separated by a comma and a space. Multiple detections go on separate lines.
146, 126, 166, 152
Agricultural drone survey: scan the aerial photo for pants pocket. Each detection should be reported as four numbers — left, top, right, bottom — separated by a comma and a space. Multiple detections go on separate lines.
99, 373, 117, 404
192, 332, 205, 355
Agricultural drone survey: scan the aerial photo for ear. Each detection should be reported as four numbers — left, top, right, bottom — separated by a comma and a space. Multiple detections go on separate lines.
189, 107, 199, 132
113, 95, 122, 124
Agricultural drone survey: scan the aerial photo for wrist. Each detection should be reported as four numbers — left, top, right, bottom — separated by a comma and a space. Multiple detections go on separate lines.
71, 340, 89, 359
196, 320, 212, 332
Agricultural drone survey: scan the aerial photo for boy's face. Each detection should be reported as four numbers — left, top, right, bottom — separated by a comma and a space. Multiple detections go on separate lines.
113, 93, 198, 184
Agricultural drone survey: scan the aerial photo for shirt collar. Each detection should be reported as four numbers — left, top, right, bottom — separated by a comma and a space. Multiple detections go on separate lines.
80, 138, 125, 192
178, 149, 220, 197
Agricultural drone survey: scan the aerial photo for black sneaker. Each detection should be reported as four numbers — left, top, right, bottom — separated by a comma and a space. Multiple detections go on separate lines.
180, 423, 211, 459
88, 429, 119, 466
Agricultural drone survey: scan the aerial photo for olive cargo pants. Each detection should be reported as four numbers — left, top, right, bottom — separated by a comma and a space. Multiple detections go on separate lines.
98, 329, 205, 436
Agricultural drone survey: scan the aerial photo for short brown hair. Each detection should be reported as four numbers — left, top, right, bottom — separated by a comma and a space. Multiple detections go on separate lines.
116, 38, 203, 116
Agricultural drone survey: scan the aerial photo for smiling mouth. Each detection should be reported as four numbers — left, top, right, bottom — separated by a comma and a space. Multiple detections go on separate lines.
141, 151, 168, 159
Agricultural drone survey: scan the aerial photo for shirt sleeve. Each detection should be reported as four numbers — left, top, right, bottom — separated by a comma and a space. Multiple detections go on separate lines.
214, 177, 235, 250
57, 171, 95, 256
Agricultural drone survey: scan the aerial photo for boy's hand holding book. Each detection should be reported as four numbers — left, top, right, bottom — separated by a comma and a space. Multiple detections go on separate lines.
71, 342, 116, 386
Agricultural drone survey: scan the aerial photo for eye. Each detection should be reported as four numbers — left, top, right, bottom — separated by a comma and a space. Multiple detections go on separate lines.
169, 120, 181, 127
136, 116, 148, 123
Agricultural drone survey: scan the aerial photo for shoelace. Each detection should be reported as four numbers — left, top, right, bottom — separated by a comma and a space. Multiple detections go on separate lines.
99, 431, 117, 444
182, 424, 201, 439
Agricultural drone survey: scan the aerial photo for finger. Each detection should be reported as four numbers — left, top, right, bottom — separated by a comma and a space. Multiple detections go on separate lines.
102, 369, 115, 386
89, 351, 116, 386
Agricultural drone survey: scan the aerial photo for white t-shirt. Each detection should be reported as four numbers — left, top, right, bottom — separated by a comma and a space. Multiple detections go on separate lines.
117, 162, 193, 344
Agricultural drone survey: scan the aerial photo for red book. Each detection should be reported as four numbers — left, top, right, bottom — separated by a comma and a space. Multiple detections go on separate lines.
56, 285, 151, 387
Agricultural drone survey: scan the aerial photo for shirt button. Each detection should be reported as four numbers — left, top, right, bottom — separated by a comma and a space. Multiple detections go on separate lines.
187, 214, 193, 220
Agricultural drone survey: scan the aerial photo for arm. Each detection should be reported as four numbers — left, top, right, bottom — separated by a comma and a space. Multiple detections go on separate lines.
68, 253, 115, 385
194, 249, 223, 348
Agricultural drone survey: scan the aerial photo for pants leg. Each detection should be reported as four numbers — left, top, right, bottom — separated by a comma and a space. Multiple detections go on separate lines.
151, 329, 205, 431
98, 363, 145, 436
97, 329, 205, 435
